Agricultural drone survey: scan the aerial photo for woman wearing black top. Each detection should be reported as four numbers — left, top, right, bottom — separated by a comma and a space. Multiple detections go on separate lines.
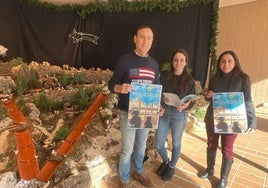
155, 49, 196, 181
199, 50, 256, 188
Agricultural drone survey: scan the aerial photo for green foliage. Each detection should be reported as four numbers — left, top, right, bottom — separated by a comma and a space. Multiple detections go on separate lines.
70, 88, 91, 110
16, 75, 28, 96
6, 159, 14, 169
22, 0, 216, 17
209, 0, 219, 76
59, 72, 73, 88
70, 86, 102, 110
10, 57, 24, 66
161, 62, 171, 72
28, 68, 42, 89
161, 62, 192, 73
34, 93, 50, 111
73, 72, 87, 84
186, 66, 192, 73
17, 97, 31, 116
101, 73, 112, 83
89, 87, 102, 101
34, 93, 64, 112
49, 100, 65, 111
55, 127, 70, 140
0, 153, 5, 162
192, 108, 206, 121
0, 100, 7, 121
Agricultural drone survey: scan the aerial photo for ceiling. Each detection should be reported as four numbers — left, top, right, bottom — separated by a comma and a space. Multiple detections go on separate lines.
41, 0, 259, 7
219, 0, 258, 7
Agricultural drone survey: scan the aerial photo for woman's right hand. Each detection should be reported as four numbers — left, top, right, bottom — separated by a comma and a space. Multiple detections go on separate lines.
163, 96, 169, 103
205, 90, 214, 99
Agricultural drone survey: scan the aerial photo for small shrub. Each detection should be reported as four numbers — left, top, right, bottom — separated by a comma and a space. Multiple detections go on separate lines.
5, 158, 15, 171
16, 75, 28, 96
28, 68, 41, 89
49, 100, 65, 111
161, 62, 192, 73
193, 108, 206, 121
73, 72, 86, 84
10, 57, 24, 66
55, 127, 70, 140
0, 100, 7, 121
161, 62, 171, 72
34, 93, 65, 112
59, 72, 73, 88
70, 86, 102, 110
34, 93, 50, 111
0, 153, 5, 162
17, 97, 31, 116
71, 88, 90, 110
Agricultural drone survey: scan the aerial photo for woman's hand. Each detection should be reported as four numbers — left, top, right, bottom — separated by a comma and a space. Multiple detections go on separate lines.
163, 96, 169, 103
205, 90, 214, 99
177, 100, 191, 112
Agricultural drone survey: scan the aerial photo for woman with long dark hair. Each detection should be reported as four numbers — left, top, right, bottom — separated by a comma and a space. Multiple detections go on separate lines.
155, 49, 196, 181
199, 50, 256, 188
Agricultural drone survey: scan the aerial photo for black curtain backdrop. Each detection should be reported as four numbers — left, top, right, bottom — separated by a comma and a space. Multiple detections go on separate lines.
0, 0, 213, 86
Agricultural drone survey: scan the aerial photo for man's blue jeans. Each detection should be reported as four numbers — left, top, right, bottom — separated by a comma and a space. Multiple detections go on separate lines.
119, 110, 149, 183
156, 106, 187, 168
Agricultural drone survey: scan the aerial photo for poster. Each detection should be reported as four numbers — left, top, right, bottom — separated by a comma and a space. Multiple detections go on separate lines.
127, 83, 162, 129
213, 92, 248, 134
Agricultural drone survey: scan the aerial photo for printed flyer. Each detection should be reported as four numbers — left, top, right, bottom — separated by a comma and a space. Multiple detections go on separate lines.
128, 83, 162, 129
213, 92, 248, 134
163, 93, 200, 107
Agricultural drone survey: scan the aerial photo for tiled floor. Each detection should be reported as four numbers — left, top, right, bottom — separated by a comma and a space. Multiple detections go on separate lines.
102, 113, 268, 188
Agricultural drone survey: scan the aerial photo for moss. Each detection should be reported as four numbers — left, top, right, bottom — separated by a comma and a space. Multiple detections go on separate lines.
55, 127, 70, 141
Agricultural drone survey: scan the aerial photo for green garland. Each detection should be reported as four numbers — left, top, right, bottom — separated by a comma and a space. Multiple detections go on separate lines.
209, 0, 219, 76
20, 0, 219, 75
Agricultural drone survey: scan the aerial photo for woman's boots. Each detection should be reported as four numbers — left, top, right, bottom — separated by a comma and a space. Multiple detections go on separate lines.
199, 149, 217, 179
199, 149, 233, 188
217, 157, 233, 188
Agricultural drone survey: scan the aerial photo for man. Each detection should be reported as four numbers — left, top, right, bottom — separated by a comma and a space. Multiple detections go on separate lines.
108, 25, 160, 188
129, 110, 142, 128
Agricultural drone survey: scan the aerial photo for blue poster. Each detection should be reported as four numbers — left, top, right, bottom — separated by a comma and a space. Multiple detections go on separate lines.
213, 92, 248, 134
128, 83, 162, 129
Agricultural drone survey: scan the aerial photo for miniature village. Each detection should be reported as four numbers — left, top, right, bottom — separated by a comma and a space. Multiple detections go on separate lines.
0, 46, 208, 188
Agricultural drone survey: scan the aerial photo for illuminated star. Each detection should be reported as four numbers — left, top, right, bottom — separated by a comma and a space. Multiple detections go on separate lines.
68, 29, 99, 45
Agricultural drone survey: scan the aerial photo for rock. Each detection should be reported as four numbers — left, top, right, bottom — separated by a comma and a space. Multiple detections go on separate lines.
0, 76, 16, 94
0, 172, 17, 188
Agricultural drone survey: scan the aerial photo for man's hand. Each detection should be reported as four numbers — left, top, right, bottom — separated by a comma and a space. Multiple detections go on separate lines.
158, 106, 165, 116
114, 83, 132, 94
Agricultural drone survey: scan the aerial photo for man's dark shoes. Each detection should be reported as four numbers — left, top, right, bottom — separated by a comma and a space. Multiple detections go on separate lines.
119, 181, 129, 188
133, 172, 153, 187
162, 166, 175, 181
156, 162, 168, 176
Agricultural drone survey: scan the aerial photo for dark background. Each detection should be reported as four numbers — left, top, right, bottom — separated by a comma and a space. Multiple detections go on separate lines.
0, 0, 213, 86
